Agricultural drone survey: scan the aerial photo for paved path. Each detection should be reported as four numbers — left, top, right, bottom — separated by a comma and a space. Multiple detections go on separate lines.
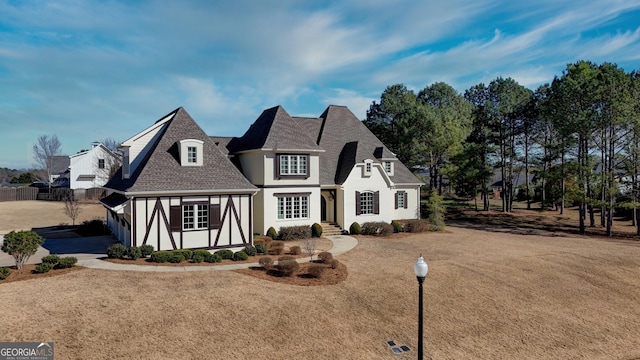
76, 235, 358, 272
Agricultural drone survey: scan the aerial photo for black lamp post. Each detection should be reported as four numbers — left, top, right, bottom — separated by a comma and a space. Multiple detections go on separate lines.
414, 254, 428, 360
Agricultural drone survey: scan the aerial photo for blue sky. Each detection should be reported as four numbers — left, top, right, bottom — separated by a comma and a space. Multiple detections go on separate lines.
1, 0, 640, 169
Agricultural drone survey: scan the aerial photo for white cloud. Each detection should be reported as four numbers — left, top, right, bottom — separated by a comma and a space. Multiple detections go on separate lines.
322, 89, 375, 120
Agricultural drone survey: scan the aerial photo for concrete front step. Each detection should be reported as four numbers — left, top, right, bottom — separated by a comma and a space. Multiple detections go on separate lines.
321, 222, 343, 236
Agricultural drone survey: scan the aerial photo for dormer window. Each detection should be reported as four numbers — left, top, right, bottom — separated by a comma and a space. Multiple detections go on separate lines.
178, 139, 204, 167
363, 160, 373, 177
384, 161, 394, 176
276, 154, 309, 179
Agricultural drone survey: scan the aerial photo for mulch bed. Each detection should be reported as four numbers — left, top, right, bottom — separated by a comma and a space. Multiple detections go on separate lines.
235, 261, 348, 286
0, 264, 85, 284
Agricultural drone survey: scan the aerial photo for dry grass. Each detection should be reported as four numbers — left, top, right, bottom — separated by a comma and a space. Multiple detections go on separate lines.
2, 201, 640, 358
0, 200, 106, 233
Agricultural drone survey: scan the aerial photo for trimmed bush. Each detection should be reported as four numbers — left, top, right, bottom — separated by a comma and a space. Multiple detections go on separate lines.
289, 245, 302, 255
127, 246, 142, 260
107, 243, 127, 259
361, 222, 393, 236
233, 251, 249, 261
34, 262, 53, 274
56, 256, 77, 269
276, 260, 299, 276
392, 220, 403, 233
268, 241, 285, 255
0, 267, 11, 280
171, 249, 193, 260
267, 226, 279, 240
243, 245, 257, 256
205, 253, 222, 263
404, 219, 429, 233
278, 255, 296, 262
150, 251, 171, 263
307, 263, 326, 278
311, 223, 323, 238
214, 249, 234, 260
255, 243, 267, 254
327, 258, 340, 269
317, 251, 333, 263
168, 253, 185, 263
193, 250, 211, 258
140, 244, 154, 257
278, 225, 312, 240
41, 255, 61, 264
349, 222, 362, 235
259, 256, 274, 269
2, 230, 45, 270
191, 254, 205, 263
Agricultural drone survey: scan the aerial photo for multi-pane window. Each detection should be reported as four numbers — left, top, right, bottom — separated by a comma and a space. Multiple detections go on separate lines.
277, 195, 309, 219
397, 191, 405, 209
384, 161, 392, 173
187, 146, 197, 164
279, 155, 308, 176
360, 191, 374, 214
183, 204, 208, 230
364, 161, 372, 176
98, 159, 105, 169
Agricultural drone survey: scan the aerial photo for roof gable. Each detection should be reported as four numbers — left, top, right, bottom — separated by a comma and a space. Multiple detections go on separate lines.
105, 107, 256, 194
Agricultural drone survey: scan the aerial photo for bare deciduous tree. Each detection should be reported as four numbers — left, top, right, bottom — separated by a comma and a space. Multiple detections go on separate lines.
32, 134, 62, 189
63, 193, 82, 226
302, 237, 317, 261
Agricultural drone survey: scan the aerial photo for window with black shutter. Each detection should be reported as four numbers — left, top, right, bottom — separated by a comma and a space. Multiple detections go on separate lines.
210, 204, 221, 229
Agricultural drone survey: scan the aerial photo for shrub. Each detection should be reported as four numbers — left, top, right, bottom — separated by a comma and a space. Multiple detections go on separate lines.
56, 256, 77, 269
327, 258, 340, 269
391, 220, 403, 233
361, 222, 393, 236
278, 225, 312, 240
289, 245, 302, 255
276, 260, 299, 276
307, 263, 326, 278
427, 190, 446, 231
107, 243, 127, 259
349, 222, 362, 235
150, 251, 171, 263
140, 244, 154, 257
191, 254, 205, 263
168, 253, 185, 263
205, 253, 222, 263
1, 230, 45, 270
172, 249, 193, 260
254, 236, 272, 246
317, 251, 333, 263
0, 267, 11, 280
278, 255, 296, 262
243, 245, 257, 256
127, 246, 142, 260
266, 226, 279, 240
41, 255, 61, 264
404, 219, 429, 233
255, 243, 267, 254
259, 256, 274, 269
268, 241, 285, 255
34, 262, 53, 274
193, 250, 211, 258
214, 249, 234, 260
76, 219, 107, 236
232, 251, 249, 261
311, 223, 323, 238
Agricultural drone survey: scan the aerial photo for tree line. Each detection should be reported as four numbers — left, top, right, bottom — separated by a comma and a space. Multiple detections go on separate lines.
364, 60, 640, 236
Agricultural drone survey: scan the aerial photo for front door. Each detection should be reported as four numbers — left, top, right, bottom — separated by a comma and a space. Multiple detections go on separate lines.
321, 195, 327, 222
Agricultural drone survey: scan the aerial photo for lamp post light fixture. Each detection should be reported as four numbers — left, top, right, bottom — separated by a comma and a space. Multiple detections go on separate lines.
414, 254, 428, 360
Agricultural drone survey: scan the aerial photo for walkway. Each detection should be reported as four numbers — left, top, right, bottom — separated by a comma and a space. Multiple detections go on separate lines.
75, 235, 358, 272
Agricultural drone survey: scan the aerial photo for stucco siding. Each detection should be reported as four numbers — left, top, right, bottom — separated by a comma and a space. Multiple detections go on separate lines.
259, 187, 321, 234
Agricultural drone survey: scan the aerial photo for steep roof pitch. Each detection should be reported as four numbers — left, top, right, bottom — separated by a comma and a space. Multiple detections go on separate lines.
105, 107, 256, 194
49, 156, 70, 175
228, 106, 323, 153
313, 105, 421, 185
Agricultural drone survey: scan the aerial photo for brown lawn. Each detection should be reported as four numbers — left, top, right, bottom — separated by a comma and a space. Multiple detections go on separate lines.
2, 201, 640, 358
0, 200, 106, 233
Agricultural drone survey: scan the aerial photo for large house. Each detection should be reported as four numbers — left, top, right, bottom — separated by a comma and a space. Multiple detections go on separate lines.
218, 105, 422, 235
101, 105, 421, 251
48, 142, 121, 189
100, 108, 257, 251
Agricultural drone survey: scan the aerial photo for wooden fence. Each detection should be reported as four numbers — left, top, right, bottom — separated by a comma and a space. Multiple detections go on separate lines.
0, 187, 106, 202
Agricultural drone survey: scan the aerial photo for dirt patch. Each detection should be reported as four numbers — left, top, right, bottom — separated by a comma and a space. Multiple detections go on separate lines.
0, 200, 106, 234
0, 263, 85, 284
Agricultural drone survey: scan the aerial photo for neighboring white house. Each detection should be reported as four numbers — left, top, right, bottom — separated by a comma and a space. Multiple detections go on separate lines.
100, 107, 257, 251
68, 142, 122, 189
218, 105, 422, 234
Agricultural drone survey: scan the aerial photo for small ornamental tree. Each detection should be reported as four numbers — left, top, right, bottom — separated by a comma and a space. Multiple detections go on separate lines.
63, 193, 82, 226
1, 230, 45, 270
302, 237, 317, 261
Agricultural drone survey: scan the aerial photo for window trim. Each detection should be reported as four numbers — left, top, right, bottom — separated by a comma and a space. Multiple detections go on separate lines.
275, 154, 310, 179
98, 158, 105, 169
170, 202, 221, 232
355, 191, 379, 215
395, 191, 407, 209
275, 193, 311, 220
363, 160, 373, 177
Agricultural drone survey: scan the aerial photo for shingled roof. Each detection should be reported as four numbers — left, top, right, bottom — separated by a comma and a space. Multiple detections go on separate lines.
313, 105, 421, 185
104, 107, 256, 194
227, 106, 323, 153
